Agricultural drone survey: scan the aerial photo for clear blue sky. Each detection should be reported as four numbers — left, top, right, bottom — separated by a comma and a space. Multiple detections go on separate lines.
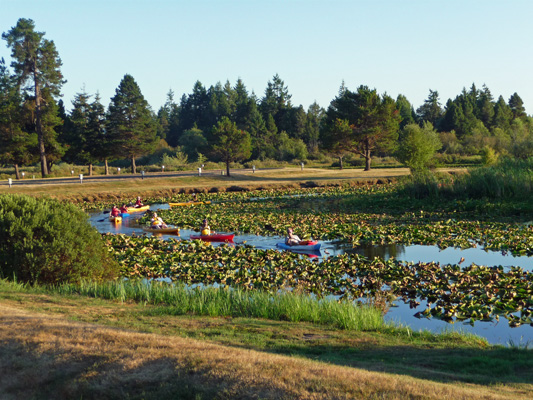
2, 0, 532, 114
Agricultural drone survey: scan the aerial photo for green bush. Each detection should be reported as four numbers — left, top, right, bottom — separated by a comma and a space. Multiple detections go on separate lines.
0, 195, 119, 284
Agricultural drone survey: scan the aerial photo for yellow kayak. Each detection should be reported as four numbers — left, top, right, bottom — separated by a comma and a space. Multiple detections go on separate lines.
168, 201, 211, 207
109, 216, 122, 223
127, 205, 150, 213
143, 227, 180, 235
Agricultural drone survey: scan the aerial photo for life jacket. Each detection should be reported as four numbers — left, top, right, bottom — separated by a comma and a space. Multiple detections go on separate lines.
201, 228, 211, 236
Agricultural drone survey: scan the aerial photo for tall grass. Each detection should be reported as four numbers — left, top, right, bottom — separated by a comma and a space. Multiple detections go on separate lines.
54, 279, 384, 331
402, 157, 533, 200
453, 157, 533, 199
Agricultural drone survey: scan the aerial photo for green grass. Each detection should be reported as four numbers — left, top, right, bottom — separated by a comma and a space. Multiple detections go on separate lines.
53, 279, 384, 331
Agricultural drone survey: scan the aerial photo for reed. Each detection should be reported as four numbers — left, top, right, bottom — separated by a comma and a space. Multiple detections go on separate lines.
54, 279, 384, 331
401, 157, 533, 200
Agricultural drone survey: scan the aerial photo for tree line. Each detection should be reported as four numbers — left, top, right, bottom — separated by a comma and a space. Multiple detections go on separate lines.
1, 18, 532, 178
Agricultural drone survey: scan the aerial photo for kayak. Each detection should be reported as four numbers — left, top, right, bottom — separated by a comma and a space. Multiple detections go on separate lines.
143, 227, 180, 235
276, 241, 321, 251
126, 205, 150, 213
109, 216, 122, 223
190, 233, 235, 242
169, 201, 211, 207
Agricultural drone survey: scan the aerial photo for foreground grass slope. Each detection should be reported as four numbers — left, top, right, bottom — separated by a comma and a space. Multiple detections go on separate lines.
1, 284, 532, 399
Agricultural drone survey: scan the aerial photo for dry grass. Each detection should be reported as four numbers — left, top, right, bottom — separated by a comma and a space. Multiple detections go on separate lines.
0, 302, 529, 400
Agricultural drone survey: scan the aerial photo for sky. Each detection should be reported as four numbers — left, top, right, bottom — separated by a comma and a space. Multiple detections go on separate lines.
2, 0, 533, 115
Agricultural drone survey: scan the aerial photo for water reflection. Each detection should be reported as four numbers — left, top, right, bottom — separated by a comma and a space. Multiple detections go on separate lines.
339, 243, 533, 271
346, 244, 406, 260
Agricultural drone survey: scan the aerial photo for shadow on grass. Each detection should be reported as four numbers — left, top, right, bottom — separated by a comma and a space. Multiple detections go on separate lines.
267, 342, 533, 386
0, 339, 277, 400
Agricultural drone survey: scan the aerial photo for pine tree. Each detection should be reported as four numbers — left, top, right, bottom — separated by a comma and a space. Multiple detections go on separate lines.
88, 93, 112, 174
303, 102, 324, 153
0, 58, 38, 178
210, 117, 251, 177
477, 85, 495, 127
321, 85, 400, 171
508, 93, 527, 119
107, 74, 157, 174
2, 18, 65, 177
493, 96, 513, 133
416, 90, 443, 128
396, 94, 416, 129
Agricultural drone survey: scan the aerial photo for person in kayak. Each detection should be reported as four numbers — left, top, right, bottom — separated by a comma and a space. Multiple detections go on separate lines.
134, 196, 143, 208
285, 227, 302, 246
110, 205, 120, 217
119, 204, 129, 214
151, 212, 168, 229
201, 219, 211, 235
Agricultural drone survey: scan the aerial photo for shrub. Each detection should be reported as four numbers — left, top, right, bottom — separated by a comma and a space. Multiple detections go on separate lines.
396, 122, 442, 173
480, 146, 499, 165
0, 195, 119, 284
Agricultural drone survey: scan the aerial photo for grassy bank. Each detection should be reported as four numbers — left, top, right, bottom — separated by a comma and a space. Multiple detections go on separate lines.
55, 279, 384, 331
2, 279, 532, 399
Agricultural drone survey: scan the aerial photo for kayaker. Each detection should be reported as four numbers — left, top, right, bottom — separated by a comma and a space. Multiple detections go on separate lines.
285, 228, 302, 246
134, 196, 143, 208
151, 212, 168, 229
119, 204, 129, 214
190, 192, 198, 202
201, 219, 211, 235
110, 205, 120, 217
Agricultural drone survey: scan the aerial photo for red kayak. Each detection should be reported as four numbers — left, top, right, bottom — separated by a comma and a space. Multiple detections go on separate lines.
190, 233, 235, 242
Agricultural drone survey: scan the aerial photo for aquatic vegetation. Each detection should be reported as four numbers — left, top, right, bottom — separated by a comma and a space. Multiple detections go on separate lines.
137, 188, 533, 256
105, 234, 533, 327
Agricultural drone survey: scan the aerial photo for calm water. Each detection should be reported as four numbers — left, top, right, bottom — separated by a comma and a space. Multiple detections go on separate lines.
89, 204, 533, 345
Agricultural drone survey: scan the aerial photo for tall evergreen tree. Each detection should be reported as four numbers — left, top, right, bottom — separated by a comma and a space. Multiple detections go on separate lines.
65, 90, 108, 175
396, 94, 416, 129
303, 102, 324, 153
88, 93, 113, 174
260, 74, 292, 132
508, 92, 527, 119
247, 103, 269, 159
477, 85, 495, 127
107, 74, 157, 173
233, 78, 252, 130
65, 90, 92, 167
416, 90, 443, 128
0, 58, 38, 179
493, 96, 513, 133
158, 90, 181, 146
210, 116, 251, 177
2, 18, 65, 177
321, 85, 400, 170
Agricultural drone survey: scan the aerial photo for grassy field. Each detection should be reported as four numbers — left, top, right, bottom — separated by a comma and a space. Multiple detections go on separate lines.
0, 167, 414, 202
1, 281, 532, 400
